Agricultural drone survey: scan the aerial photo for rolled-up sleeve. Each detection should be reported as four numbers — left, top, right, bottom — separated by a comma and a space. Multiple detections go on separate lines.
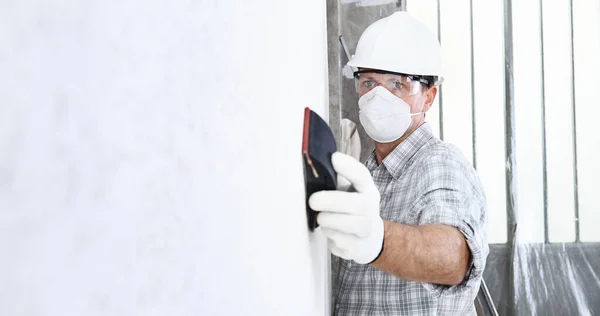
410, 151, 489, 290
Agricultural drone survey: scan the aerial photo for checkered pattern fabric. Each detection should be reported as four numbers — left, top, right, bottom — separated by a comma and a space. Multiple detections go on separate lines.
333, 123, 489, 316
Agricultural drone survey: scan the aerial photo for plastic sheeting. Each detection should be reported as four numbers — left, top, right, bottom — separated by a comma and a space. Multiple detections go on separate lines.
481, 241, 600, 315
513, 242, 600, 315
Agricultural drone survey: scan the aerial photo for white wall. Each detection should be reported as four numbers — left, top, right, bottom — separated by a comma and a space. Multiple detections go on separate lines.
0, 1, 330, 315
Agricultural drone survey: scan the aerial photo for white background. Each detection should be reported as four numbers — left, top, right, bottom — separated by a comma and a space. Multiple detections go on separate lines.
0, 1, 331, 315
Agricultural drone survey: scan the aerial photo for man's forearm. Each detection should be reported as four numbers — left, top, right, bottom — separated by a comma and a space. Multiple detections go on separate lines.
371, 220, 470, 285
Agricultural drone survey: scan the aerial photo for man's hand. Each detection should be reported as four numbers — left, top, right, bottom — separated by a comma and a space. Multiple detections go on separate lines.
308, 152, 384, 264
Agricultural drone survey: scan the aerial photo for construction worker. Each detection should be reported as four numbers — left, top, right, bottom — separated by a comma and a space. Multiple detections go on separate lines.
309, 11, 488, 315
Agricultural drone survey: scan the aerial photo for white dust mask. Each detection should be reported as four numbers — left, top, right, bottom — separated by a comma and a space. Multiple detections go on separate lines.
358, 86, 422, 143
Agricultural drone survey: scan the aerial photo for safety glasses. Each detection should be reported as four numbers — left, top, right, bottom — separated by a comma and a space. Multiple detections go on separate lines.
353, 69, 430, 97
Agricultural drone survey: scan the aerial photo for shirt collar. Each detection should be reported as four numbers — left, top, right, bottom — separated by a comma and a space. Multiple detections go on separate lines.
365, 123, 435, 179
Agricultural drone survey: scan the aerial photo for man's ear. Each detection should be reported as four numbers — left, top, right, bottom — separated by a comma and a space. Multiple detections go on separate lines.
423, 86, 438, 112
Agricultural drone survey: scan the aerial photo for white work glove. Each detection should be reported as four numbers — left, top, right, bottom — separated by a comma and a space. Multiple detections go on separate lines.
309, 152, 384, 264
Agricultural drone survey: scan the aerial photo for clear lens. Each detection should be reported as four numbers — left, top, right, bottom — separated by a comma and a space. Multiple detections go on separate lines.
354, 72, 423, 97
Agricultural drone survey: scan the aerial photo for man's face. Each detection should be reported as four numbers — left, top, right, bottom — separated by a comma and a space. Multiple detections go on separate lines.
356, 70, 437, 132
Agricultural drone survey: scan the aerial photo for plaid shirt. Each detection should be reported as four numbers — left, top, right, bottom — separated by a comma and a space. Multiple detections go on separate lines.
333, 123, 489, 316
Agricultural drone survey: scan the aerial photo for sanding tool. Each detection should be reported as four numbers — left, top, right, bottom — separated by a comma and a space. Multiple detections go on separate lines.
302, 107, 337, 231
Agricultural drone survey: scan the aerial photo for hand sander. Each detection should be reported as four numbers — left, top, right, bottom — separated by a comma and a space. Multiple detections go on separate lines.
302, 107, 337, 231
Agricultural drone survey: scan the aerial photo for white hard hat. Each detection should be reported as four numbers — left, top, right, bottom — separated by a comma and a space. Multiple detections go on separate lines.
347, 11, 444, 86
